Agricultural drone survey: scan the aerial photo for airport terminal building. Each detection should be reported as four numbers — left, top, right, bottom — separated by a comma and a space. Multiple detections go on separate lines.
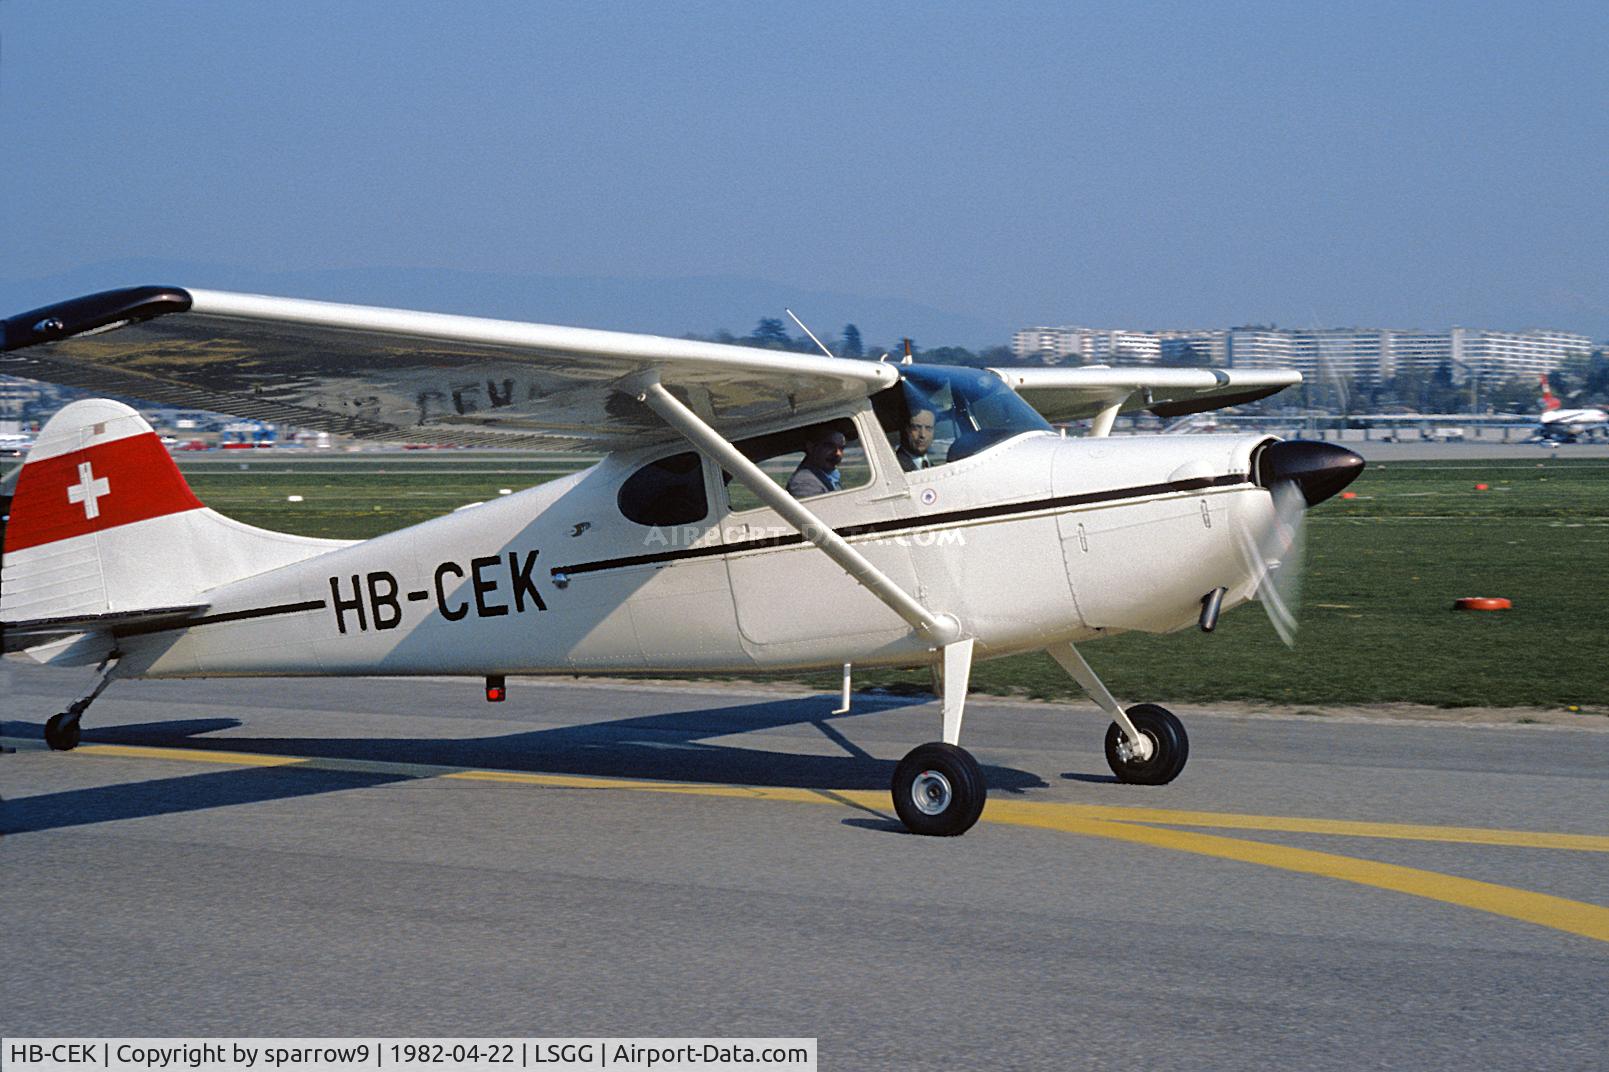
1012, 325, 1594, 385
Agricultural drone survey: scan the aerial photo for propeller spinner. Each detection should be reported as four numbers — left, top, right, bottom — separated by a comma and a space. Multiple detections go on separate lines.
1256, 439, 1366, 507
1242, 440, 1365, 646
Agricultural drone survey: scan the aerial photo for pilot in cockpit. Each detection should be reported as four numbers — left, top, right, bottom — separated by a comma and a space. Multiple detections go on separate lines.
896, 408, 937, 471
785, 426, 846, 498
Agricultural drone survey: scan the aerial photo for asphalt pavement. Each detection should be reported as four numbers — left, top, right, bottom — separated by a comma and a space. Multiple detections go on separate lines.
2, 664, 1606, 1070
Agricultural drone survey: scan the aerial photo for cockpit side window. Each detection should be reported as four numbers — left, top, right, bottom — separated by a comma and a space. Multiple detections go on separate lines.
721, 417, 871, 511
618, 452, 709, 526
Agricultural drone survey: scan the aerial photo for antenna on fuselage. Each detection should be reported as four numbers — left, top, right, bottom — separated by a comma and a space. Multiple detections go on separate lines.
901, 338, 914, 365
785, 308, 838, 360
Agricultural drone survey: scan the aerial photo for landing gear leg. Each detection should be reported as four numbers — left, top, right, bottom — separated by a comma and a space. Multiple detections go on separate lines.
43, 653, 121, 752
1046, 641, 1189, 785
892, 638, 987, 836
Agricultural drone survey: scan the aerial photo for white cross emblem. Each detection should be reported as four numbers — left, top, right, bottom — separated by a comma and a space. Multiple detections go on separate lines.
67, 461, 111, 520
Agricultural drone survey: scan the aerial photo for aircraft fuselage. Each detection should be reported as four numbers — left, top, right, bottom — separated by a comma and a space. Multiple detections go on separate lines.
103, 421, 1282, 681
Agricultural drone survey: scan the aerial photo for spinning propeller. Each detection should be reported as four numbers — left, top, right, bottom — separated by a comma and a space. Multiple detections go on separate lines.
1242, 440, 1365, 647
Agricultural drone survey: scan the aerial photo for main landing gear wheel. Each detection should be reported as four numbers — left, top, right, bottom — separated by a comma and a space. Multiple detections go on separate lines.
44, 712, 82, 752
1105, 704, 1188, 785
892, 742, 987, 836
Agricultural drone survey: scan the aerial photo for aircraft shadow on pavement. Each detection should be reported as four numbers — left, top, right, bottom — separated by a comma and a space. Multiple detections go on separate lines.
3, 695, 1049, 834
1060, 771, 1121, 784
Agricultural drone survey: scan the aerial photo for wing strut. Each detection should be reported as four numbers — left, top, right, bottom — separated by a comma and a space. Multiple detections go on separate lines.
636, 379, 962, 647
1088, 395, 1129, 438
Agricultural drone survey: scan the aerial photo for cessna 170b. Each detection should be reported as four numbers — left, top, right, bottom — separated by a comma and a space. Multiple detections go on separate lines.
0, 287, 1363, 835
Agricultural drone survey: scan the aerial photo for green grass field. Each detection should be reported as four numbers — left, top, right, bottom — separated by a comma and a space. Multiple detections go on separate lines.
179, 456, 588, 539
178, 453, 1609, 709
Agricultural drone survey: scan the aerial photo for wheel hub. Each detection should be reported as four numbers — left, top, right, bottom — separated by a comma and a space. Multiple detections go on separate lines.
1116, 730, 1156, 764
910, 770, 953, 815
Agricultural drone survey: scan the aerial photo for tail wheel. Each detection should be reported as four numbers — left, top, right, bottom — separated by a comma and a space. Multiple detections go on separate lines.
892, 742, 987, 836
1105, 704, 1188, 785
44, 712, 82, 752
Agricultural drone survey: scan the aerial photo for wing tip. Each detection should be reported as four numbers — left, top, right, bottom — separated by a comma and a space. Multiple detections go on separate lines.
2, 285, 193, 353
1149, 383, 1295, 418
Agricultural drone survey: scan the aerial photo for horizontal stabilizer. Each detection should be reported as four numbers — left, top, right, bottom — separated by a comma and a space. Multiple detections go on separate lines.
2, 603, 206, 654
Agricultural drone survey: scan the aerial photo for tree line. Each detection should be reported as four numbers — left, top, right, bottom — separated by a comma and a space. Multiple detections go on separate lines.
684, 318, 1018, 368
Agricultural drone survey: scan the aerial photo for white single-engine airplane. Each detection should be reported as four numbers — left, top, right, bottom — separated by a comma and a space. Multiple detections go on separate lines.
0, 287, 1362, 835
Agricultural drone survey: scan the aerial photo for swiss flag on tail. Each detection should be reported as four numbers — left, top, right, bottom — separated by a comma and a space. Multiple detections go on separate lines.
2, 400, 203, 554
4, 397, 345, 639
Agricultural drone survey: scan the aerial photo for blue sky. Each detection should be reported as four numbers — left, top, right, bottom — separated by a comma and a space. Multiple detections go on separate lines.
2, 1, 1605, 346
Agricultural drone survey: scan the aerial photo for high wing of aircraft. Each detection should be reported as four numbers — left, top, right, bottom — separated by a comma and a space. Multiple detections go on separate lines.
0, 286, 1302, 448
1, 286, 1360, 836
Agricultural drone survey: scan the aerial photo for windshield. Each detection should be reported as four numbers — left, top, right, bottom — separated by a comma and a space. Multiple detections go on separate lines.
886, 365, 1053, 467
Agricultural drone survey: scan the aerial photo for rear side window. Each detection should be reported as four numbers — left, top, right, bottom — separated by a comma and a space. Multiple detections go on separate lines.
618, 452, 708, 526
721, 417, 871, 511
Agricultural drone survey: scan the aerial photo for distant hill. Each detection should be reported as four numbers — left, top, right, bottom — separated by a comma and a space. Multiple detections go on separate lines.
0, 260, 1012, 352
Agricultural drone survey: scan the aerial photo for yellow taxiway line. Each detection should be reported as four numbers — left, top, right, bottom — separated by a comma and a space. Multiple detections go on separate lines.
983, 800, 1609, 945
10, 738, 1609, 943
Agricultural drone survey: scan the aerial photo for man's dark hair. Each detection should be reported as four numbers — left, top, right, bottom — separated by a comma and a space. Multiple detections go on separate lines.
803, 419, 854, 446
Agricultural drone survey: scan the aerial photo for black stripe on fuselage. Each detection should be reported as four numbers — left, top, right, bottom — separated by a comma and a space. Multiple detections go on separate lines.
102, 476, 1253, 637
114, 599, 328, 638
552, 473, 1251, 578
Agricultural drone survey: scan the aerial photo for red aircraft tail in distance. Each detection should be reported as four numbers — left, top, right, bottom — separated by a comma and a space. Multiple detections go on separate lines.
1540, 374, 1562, 412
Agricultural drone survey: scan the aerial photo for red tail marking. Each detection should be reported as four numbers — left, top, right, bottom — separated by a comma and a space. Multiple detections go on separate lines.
2, 433, 204, 553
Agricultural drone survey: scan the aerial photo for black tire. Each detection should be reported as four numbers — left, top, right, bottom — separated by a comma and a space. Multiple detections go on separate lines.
892, 742, 987, 836
1105, 704, 1188, 785
44, 712, 82, 752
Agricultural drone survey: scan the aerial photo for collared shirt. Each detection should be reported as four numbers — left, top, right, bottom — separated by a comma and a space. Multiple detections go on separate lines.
785, 464, 841, 498
897, 447, 930, 472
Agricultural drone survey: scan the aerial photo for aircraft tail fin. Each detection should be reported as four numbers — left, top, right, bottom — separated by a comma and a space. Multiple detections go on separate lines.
1540, 374, 1562, 411
1, 399, 349, 634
